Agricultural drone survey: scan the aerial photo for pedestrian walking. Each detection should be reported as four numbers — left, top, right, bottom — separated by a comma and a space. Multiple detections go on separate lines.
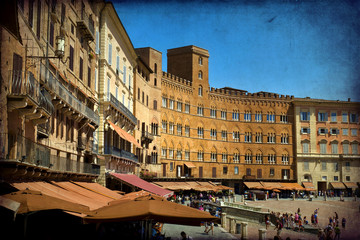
342, 217, 346, 229
274, 219, 283, 238
334, 225, 341, 240
180, 231, 193, 240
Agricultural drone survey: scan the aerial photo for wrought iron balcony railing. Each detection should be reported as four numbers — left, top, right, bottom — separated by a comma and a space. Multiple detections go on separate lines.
104, 92, 137, 126
1, 133, 99, 175
76, 9, 94, 41
8, 70, 54, 115
40, 63, 99, 126
104, 145, 138, 162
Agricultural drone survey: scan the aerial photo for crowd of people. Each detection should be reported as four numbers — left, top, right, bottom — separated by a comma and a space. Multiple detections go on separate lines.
270, 207, 347, 240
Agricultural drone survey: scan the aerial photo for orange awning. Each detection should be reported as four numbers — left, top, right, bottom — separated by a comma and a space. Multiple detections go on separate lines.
184, 162, 196, 168
343, 182, 358, 189
330, 182, 346, 189
279, 182, 304, 191
302, 182, 315, 189
108, 120, 142, 148
244, 182, 262, 189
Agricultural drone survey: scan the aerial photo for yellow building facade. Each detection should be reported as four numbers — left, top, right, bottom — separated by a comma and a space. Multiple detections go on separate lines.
294, 99, 360, 194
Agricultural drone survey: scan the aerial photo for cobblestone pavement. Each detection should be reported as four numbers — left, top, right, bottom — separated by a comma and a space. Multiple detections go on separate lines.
162, 223, 237, 240
241, 198, 360, 240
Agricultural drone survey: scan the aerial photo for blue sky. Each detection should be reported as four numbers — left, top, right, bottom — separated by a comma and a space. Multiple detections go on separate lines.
114, 0, 360, 102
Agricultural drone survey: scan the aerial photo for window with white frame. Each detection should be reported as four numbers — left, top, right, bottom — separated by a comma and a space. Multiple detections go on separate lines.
244, 111, 251, 122
342, 128, 348, 136
281, 133, 289, 144
267, 112, 275, 122
177, 124, 182, 135
170, 162, 174, 171
255, 111, 262, 122
255, 132, 262, 143
320, 142, 327, 154
197, 150, 204, 161
221, 110, 226, 120
197, 127, 204, 138
197, 105, 204, 116
280, 113, 288, 123
256, 154, 263, 164
185, 150, 190, 160
211, 152, 217, 162
185, 103, 190, 113
108, 40, 112, 65
318, 112, 328, 122
176, 150, 182, 160
210, 129, 217, 140
318, 128, 328, 135
267, 133, 275, 143
222, 153, 228, 163
234, 166, 239, 175
233, 131, 240, 142
282, 154, 289, 165
331, 142, 338, 154
245, 132, 252, 143
169, 122, 174, 134
161, 148, 167, 157
351, 128, 357, 136
302, 142, 309, 153
210, 108, 216, 118
343, 143, 349, 154
198, 86, 203, 96
169, 99, 174, 109
221, 130, 227, 141
185, 125, 190, 137
342, 112, 348, 122
331, 112, 337, 122
161, 120, 167, 133
321, 162, 326, 171
233, 153, 240, 163
330, 128, 339, 135
351, 143, 358, 154
345, 161, 350, 170
177, 101, 182, 112
198, 56, 203, 65
162, 97, 167, 108
304, 161, 309, 171
245, 153, 252, 164
350, 113, 358, 123
268, 154, 276, 164
300, 111, 310, 121
232, 110, 239, 121
198, 71, 203, 79
301, 127, 310, 134
169, 149, 174, 159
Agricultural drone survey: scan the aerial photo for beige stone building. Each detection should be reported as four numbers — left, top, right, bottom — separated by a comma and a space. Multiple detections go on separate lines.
294, 99, 360, 194
158, 46, 296, 193
1, 0, 101, 181
133, 47, 162, 176
96, 2, 140, 186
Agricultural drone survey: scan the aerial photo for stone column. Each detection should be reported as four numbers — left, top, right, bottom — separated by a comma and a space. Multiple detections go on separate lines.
253, 193, 257, 201
265, 194, 267, 201
221, 213, 227, 229
230, 218, 236, 234
241, 222, 248, 240
276, 193, 279, 201
258, 228, 266, 240
292, 194, 295, 201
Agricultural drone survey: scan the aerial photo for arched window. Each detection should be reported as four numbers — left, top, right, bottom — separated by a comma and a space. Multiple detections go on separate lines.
198, 57, 203, 65
198, 71, 203, 79
154, 63, 157, 74
198, 85, 203, 96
